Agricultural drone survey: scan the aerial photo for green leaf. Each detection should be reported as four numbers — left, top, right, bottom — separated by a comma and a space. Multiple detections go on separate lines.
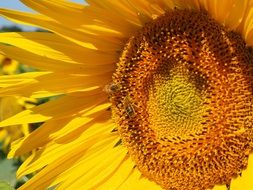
0, 180, 14, 190
0, 159, 17, 187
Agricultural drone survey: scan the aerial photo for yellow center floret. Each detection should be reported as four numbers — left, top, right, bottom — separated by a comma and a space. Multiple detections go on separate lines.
147, 66, 209, 141
110, 9, 253, 190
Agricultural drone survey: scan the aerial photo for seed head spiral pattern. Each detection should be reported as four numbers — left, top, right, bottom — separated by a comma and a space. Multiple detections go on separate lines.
110, 10, 253, 190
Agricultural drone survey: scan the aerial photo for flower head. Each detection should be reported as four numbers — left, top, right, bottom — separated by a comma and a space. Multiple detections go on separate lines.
0, 55, 35, 152
0, 54, 18, 75
0, 0, 253, 190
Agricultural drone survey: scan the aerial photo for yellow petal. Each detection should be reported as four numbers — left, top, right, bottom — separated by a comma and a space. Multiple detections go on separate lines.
19, 135, 118, 190
95, 156, 136, 190
240, 2, 253, 46
8, 117, 71, 157
0, 90, 108, 127
56, 139, 125, 190
0, 109, 50, 127
17, 122, 115, 177
199, 0, 249, 30
50, 108, 111, 143
0, 33, 75, 64
8, 91, 109, 157
173, 0, 200, 10
21, 0, 87, 27
0, 8, 121, 50
0, 32, 118, 65
0, 71, 111, 97
22, 0, 141, 35
230, 154, 253, 190
0, 97, 23, 120
125, 0, 164, 23
119, 168, 162, 190
0, 71, 50, 89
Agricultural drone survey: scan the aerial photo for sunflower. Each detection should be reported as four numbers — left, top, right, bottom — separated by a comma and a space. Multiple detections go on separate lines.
0, 55, 36, 152
0, 96, 26, 151
0, 0, 253, 189
0, 54, 18, 75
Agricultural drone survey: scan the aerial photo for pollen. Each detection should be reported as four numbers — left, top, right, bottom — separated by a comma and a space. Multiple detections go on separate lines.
110, 9, 253, 190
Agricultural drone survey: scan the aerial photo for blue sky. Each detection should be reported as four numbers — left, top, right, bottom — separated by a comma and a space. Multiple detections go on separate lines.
0, 0, 85, 30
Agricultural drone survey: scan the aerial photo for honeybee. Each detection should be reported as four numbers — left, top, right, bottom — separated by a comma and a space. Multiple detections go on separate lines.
125, 103, 135, 117
103, 82, 121, 95
123, 95, 136, 118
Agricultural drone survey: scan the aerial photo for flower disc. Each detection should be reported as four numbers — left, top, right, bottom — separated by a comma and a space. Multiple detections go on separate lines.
111, 9, 253, 190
